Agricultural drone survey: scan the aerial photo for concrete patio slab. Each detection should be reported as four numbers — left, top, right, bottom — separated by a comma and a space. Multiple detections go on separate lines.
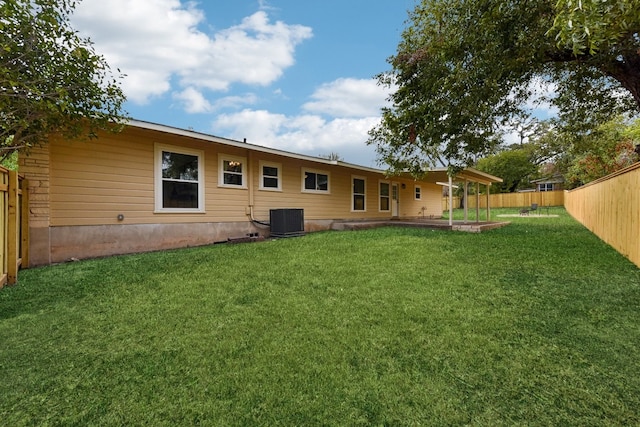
331, 219, 510, 233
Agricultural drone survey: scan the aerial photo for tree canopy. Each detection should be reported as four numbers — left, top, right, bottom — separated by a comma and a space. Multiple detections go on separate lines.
476, 149, 538, 193
0, 0, 127, 160
563, 116, 640, 187
368, 0, 640, 175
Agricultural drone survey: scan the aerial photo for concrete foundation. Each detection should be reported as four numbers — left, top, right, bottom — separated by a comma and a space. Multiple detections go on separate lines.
31, 219, 338, 265
45, 222, 265, 264
28, 227, 52, 266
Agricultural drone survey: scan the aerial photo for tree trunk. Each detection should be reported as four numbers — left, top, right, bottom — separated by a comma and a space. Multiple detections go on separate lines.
604, 52, 640, 111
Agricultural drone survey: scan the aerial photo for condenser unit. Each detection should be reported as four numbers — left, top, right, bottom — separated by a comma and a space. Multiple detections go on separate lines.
269, 209, 305, 238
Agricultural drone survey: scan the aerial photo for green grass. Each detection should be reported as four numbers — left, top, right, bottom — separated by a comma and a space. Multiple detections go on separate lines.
1, 208, 639, 425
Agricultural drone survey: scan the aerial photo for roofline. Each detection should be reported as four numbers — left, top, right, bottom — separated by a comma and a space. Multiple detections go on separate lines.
428, 166, 503, 184
530, 177, 564, 184
126, 119, 502, 182
128, 119, 384, 174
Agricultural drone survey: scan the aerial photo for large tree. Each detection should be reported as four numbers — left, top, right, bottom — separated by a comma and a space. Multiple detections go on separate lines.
0, 0, 127, 161
476, 148, 538, 193
564, 116, 640, 187
368, 0, 639, 174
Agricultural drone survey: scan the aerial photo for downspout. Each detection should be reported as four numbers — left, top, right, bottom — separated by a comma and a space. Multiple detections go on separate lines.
247, 149, 270, 227
247, 149, 254, 218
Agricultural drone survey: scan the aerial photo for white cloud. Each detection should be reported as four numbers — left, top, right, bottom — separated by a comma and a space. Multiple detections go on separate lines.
212, 109, 381, 166
173, 87, 213, 114
173, 89, 259, 114
303, 78, 392, 118
209, 77, 396, 166
211, 94, 259, 111
71, 1, 312, 104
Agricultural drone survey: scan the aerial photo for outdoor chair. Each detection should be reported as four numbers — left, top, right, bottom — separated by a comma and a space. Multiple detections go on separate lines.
530, 203, 538, 213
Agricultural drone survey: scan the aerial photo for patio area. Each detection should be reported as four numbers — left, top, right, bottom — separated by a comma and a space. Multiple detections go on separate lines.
331, 218, 510, 233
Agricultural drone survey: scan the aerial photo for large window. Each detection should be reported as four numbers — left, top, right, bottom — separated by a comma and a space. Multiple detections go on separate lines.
379, 181, 390, 212
259, 161, 282, 191
352, 176, 366, 211
538, 183, 553, 192
302, 168, 329, 193
219, 154, 247, 188
155, 144, 204, 212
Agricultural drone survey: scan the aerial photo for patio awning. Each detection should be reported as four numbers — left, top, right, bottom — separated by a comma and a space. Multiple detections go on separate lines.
423, 167, 503, 185
419, 167, 502, 227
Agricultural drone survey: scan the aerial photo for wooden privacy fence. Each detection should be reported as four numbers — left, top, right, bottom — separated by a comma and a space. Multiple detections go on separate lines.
443, 190, 564, 210
564, 162, 640, 268
0, 167, 29, 287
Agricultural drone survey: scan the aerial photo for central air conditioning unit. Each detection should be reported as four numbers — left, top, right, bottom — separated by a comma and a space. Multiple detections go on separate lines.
269, 208, 305, 238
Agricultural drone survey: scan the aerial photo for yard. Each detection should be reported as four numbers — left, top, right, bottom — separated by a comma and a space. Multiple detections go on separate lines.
1, 208, 639, 425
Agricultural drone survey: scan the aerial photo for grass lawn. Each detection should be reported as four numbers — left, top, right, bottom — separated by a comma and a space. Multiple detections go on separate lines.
1, 208, 639, 425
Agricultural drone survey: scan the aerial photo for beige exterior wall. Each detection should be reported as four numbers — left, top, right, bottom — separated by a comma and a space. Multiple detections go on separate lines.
21, 126, 445, 265
397, 182, 442, 219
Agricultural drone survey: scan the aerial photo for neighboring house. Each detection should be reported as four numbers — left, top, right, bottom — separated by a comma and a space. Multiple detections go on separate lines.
19, 120, 502, 266
530, 175, 565, 192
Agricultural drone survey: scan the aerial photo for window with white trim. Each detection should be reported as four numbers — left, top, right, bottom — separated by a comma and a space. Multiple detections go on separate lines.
379, 181, 390, 212
219, 154, 247, 188
415, 185, 422, 200
302, 168, 329, 193
155, 144, 204, 212
352, 176, 366, 211
538, 183, 553, 192
259, 161, 282, 191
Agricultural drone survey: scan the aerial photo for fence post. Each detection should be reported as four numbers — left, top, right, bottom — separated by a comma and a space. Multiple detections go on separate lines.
7, 170, 18, 285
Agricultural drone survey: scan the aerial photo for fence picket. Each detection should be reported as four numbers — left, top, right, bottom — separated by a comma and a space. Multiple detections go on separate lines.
0, 167, 26, 287
442, 190, 565, 210
565, 163, 640, 268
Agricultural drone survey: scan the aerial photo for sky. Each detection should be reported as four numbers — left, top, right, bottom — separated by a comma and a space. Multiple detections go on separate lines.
70, 0, 417, 167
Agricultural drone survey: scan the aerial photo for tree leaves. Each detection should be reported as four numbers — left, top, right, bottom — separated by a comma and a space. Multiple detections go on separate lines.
549, 0, 640, 56
368, 0, 639, 175
0, 0, 128, 159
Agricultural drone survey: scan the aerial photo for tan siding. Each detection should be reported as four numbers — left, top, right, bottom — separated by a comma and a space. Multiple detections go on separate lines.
50, 133, 155, 226
251, 159, 396, 221
398, 182, 442, 218
47, 126, 449, 227
49, 128, 259, 226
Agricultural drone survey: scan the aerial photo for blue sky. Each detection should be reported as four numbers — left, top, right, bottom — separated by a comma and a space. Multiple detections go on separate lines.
71, 0, 417, 167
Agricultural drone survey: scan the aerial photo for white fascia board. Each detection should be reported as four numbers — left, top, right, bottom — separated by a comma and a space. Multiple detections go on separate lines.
128, 119, 386, 175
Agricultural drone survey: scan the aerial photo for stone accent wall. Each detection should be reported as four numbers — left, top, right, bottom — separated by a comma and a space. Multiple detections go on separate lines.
18, 145, 51, 266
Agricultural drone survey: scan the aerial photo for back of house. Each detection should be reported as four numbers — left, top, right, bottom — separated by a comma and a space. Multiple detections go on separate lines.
20, 120, 457, 265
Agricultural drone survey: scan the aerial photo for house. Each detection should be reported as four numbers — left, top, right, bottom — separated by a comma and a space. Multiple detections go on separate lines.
530, 174, 565, 192
19, 120, 502, 266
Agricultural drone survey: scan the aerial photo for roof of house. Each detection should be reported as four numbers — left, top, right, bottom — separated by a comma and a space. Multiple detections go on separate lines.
530, 175, 565, 184
129, 119, 502, 185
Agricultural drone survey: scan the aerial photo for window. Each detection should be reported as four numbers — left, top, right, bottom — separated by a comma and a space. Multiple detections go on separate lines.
219, 154, 247, 188
415, 185, 422, 200
155, 144, 204, 212
352, 176, 366, 211
302, 168, 329, 193
379, 181, 390, 212
538, 183, 553, 192
259, 161, 282, 191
